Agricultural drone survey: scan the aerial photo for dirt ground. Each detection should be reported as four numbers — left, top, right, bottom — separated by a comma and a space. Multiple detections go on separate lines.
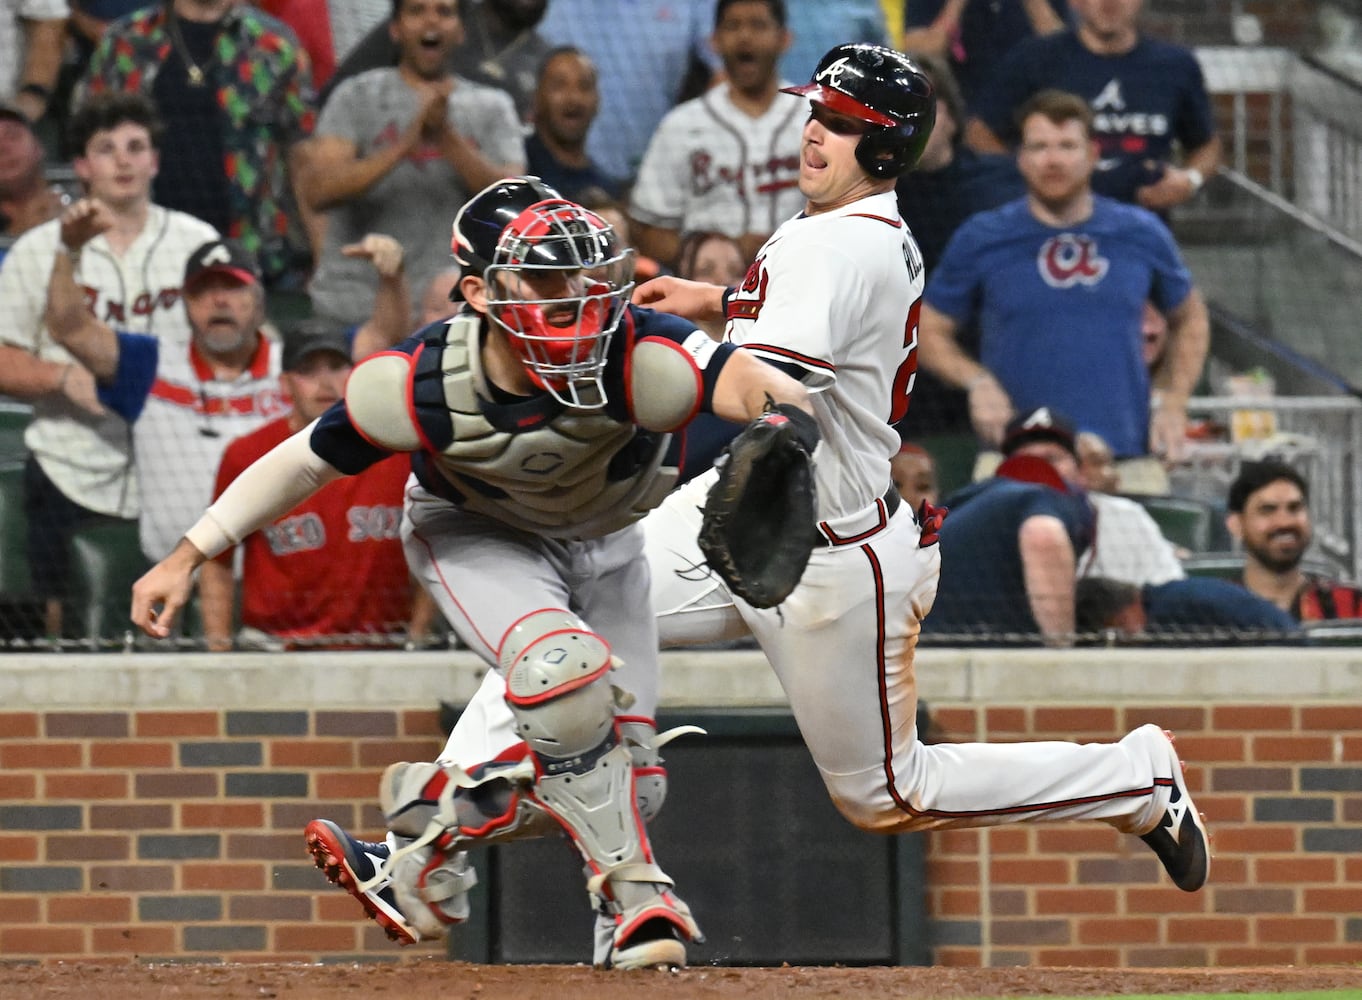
3, 961, 1362, 1000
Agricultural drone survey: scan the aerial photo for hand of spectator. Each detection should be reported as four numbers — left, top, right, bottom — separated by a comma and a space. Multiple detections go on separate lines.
59, 198, 114, 250
58, 363, 108, 418
416, 81, 454, 139
967, 371, 1013, 448
1149, 395, 1189, 464
1135, 166, 1200, 212
342, 233, 405, 278
631, 275, 726, 325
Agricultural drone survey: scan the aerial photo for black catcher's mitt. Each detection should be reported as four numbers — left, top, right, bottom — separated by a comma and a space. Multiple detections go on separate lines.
699, 401, 820, 609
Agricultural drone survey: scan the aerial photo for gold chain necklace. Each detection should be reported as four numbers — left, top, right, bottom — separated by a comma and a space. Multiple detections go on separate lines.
166, 11, 217, 87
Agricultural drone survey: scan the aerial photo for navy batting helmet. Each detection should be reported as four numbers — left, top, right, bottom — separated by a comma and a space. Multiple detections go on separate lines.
782, 43, 936, 179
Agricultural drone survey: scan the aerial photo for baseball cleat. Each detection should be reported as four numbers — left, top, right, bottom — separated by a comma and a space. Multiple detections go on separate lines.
1139, 729, 1210, 892
606, 916, 689, 970
305, 818, 419, 944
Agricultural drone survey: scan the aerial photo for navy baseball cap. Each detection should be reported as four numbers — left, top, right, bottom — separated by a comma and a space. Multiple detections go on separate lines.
183, 239, 261, 291
282, 318, 351, 371
1001, 406, 1077, 458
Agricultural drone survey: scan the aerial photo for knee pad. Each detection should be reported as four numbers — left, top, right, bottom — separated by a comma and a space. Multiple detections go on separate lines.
499, 609, 617, 759
620, 719, 667, 822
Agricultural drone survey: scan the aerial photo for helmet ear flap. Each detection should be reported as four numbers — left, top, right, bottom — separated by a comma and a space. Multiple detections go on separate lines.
855, 114, 936, 179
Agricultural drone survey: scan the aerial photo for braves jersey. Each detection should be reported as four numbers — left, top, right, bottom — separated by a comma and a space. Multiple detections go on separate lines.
0, 207, 218, 517
629, 85, 806, 241
311, 305, 738, 539
102, 332, 286, 560
722, 190, 922, 518
972, 31, 1216, 204
214, 415, 412, 639
925, 195, 1193, 456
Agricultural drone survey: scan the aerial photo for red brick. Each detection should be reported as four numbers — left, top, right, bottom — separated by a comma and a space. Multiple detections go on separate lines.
1125, 887, 1208, 913
316, 894, 370, 923
1126, 946, 1208, 967
1257, 916, 1339, 943
935, 948, 984, 966
1299, 705, 1362, 730
357, 740, 441, 766
985, 707, 1027, 734
1212, 705, 1295, 731
1122, 706, 1206, 732
1, 895, 40, 922
934, 889, 982, 916
89, 864, 173, 891
224, 832, 297, 860
1210, 766, 1293, 792
931, 707, 980, 737
48, 896, 131, 923
1253, 735, 1336, 762
1032, 706, 1117, 734
932, 829, 980, 855
990, 858, 1072, 884
0, 742, 82, 768
0, 772, 37, 798
1168, 916, 1248, 944
314, 771, 385, 798
44, 772, 130, 799
269, 740, 354, 767
1169, 735, 1245, 764
1213, 825, 1297, 853
181, 803, 266, 829
1076, 917, 1159, 944
1303, 887, 1362, 912
1346, 857, 1362, 882
1304, 945, 1362, 963
1344, 797, 1362, 823
1217, 946, 1296, 964
400, 708, 440, 736
91, 926, 176, 953
1211, 857, 1248, 884
274, 924, 359, 952
926, 858, 984, 886
1213, 888, 1296, 914
1197, 795, 1246, 823
988, 828, 1032, 854
89, 741, 173, 767
182, 863, 267, 891
134, 711, 220, 737
1035, 827, 1121, 854
1255, 856, 1336, 882
1035, 888, 1118, 915
0, 835, 39, 861
1036, 948, 1120, 966
0, 713, 39, 739
0, 927, 85, 953
990, 889, 1028, 916
47, 835, 130, 861
1343, 736, 1362, 761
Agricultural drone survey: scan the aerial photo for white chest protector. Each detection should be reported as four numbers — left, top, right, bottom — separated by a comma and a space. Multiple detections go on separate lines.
346, 315, 687, 540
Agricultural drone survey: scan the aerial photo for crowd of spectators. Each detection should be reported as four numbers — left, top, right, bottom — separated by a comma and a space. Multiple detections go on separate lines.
0, 0, 1359, 648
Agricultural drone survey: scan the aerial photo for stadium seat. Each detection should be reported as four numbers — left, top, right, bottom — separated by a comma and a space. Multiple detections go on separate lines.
912, 431, 978, 502
0, 400, 32, 464
1127, 494, 1219, 552
70, 520, 148, 646
0, 461, 31, 598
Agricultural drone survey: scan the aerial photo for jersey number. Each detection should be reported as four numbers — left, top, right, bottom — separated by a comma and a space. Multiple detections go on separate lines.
889, 297, 921, 424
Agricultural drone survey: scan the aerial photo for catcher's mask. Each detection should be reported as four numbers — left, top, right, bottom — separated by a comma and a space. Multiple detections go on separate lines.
451, 177, 635, 408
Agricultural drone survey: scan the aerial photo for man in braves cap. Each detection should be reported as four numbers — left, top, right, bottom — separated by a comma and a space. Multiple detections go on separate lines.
183, 238, 261, 290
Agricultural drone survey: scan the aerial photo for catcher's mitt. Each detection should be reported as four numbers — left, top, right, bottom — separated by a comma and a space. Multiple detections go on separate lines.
698, 402, 820, 608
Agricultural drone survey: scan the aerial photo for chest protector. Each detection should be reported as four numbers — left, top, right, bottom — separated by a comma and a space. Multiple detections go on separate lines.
346, 315, 679, 540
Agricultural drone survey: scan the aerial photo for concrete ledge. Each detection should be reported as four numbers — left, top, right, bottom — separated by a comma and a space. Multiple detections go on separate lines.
5, 646, 1361, 709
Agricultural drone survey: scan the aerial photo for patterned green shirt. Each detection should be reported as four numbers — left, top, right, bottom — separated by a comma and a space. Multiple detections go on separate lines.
84, 3, 317, 283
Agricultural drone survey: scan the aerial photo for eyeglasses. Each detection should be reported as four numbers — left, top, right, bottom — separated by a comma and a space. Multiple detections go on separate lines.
809, 104, 870, 137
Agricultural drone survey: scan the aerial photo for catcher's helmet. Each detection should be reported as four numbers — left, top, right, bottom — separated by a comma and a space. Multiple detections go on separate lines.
782, 43, 935, 179
450, 176, 635, 408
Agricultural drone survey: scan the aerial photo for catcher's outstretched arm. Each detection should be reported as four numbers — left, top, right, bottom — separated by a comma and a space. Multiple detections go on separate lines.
130, 426, 345, 638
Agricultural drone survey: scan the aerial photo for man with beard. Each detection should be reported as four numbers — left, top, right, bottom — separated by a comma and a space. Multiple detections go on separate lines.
916, 89, 1209, 493
0, 102, 70, 258
524, 46, 619, 201
305, 0, 524, 330
42, 236, 284, 564
1227, 460, 1362, 621
629, 0, 804, 269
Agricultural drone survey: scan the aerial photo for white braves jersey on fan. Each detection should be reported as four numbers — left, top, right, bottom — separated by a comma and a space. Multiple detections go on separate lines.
629, 85, 806, 240
0, 207, 217, 517
724, 189, 922, 517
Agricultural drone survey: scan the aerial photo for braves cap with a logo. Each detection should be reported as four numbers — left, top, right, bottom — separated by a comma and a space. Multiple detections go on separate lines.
183, 239, 261, 291
1001, 406, 1078, 458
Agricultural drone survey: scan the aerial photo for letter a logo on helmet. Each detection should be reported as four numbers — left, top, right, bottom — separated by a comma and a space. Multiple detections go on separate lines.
782, 43, 937, 179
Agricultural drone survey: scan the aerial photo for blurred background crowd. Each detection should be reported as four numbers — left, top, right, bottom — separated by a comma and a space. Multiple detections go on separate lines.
2, 0, 1361, 651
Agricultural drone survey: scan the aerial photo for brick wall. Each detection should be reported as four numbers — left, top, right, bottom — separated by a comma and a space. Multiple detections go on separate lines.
2, 650, 1360, 966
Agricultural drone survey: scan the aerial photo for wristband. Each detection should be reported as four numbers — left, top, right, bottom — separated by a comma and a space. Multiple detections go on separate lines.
1185, 168, 1204, 193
